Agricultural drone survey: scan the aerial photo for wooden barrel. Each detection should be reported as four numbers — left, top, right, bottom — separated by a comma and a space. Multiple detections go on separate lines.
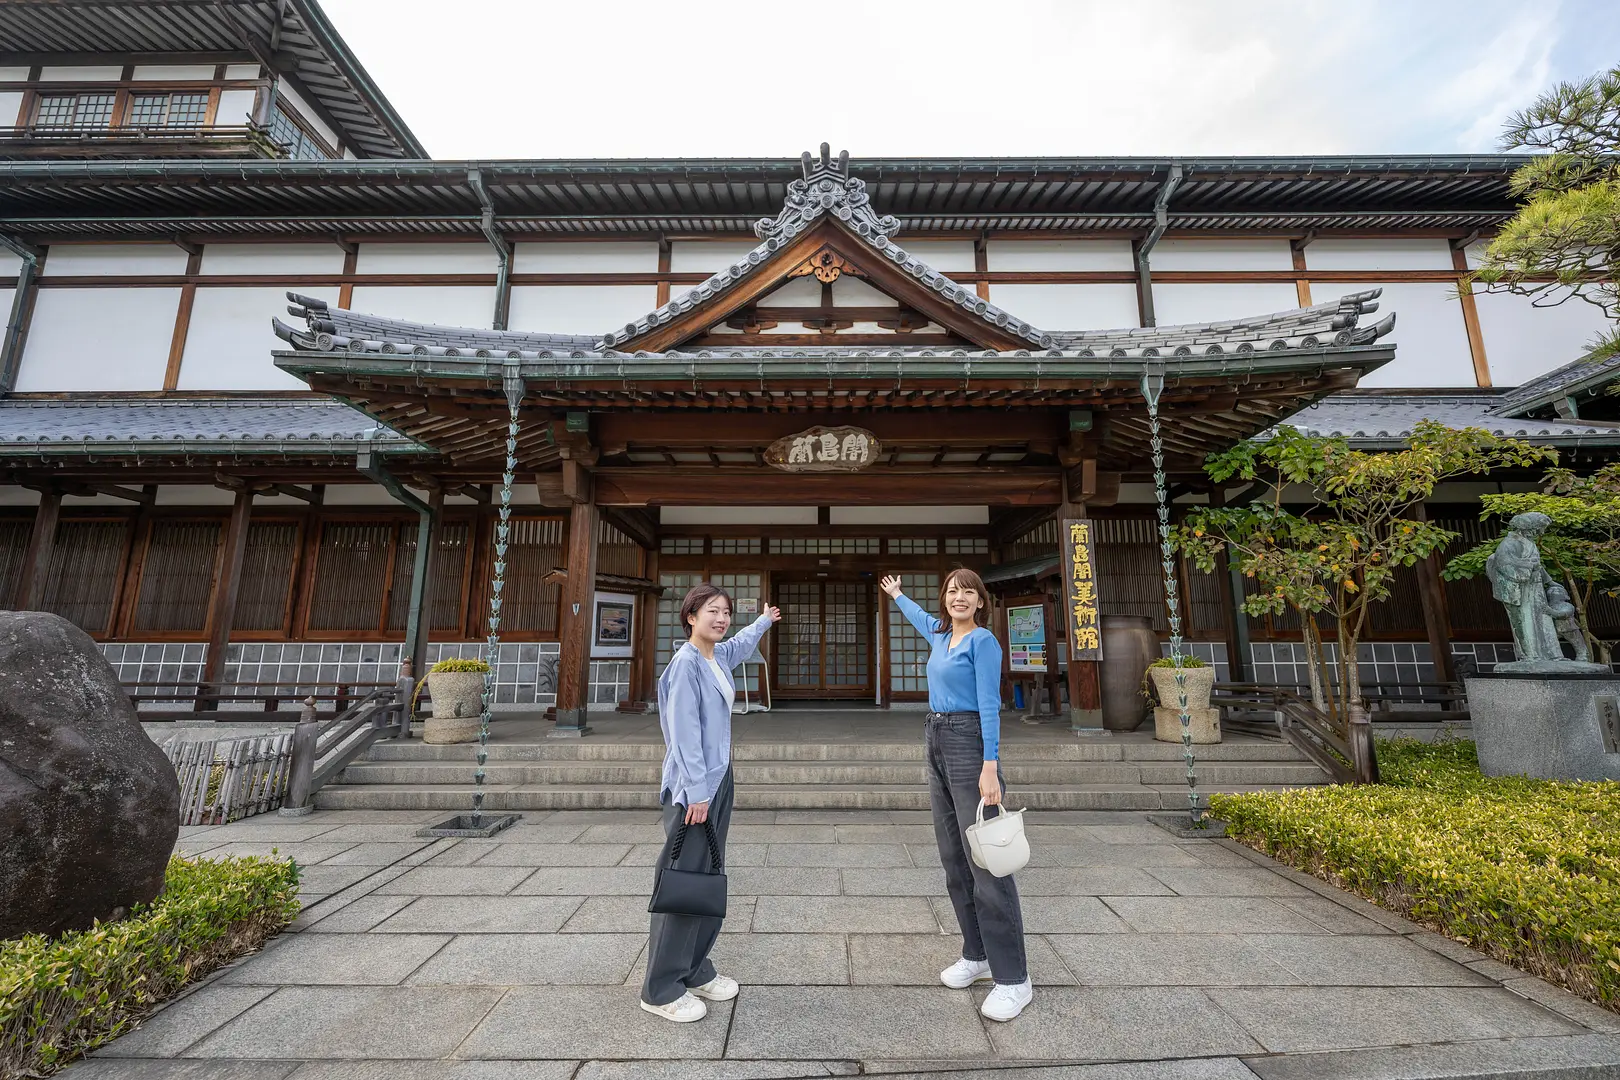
1100, 614, 1157, 731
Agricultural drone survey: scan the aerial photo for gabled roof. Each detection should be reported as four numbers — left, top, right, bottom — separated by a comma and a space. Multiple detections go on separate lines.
1281, 391, 1620, 448
0, 0, 423, 158
1491, 345, 1620, 420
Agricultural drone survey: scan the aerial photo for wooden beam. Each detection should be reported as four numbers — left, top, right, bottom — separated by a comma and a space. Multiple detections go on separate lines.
600, 505, 657, 551
201, 487, 253, 696
554, 497, 597, 735
90, 483, 155, 505
163, 249, 203, 391
1411, 503, 1458, 687
1291, 238, 1313, 307
590, 468, 1063, 508
1452, 243, 1491, 388
591, 410, 1065, 448
15, 488, 59, 611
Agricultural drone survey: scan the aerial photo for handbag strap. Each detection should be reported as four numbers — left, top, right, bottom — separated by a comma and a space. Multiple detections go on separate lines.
668, 816, 724, 873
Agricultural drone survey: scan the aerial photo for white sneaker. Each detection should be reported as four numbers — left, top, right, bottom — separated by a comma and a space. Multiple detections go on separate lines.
689, 974, 739, 1001
980, 979, 1033, 1021
639, 992, 707, 1023
940, 956, 993, 989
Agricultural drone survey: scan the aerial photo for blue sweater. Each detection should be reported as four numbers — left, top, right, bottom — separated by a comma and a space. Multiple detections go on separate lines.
893, 593, 1004, 760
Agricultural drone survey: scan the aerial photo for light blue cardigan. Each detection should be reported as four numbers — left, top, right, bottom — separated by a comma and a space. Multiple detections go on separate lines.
656, 615, 774, 807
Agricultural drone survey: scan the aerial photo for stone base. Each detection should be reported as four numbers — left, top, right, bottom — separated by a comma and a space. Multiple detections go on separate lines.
1069, 707, 1106, 735
1466, 673, 1620, 781
549, 707, 592, 739
1153, 706, 1221, 744
1147, 813, 1228, 839
423, 717, 480, 745
415, 813, 522, 838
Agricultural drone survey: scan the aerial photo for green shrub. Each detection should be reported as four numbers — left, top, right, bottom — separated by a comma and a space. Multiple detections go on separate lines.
429, 658, 490, 674
0, 855, 300, 1078
1211, 739, 1620, 1011
1148, 655, 1208, 668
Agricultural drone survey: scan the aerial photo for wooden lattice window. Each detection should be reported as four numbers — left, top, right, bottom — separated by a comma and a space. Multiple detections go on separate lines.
387, 520, 472, 636
305, 521, 395, 633
41, 519, 129, 636
504, 518, 564, 634
596, 518, 643, 578
0, 520, 30, 608
132, 519, 222, 634
235, 521, 301, 633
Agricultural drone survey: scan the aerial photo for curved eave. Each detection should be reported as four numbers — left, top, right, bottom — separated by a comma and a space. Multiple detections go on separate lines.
0, 437, 425, 458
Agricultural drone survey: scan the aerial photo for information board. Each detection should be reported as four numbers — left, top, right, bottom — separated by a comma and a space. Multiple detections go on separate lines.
1007, 603, 1047, 671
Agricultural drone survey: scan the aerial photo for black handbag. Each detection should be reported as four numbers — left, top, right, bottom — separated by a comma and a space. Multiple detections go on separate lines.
647, 815, 727, 919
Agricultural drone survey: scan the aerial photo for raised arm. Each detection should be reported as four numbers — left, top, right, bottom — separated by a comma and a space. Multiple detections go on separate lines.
882, 574, 940, 639
715, 606, 780, 669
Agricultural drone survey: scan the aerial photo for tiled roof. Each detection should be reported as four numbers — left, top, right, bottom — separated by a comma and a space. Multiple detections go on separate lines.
0, 398, 418, 454
1491, 346, 1620, 418
1281, 392, 1620, 446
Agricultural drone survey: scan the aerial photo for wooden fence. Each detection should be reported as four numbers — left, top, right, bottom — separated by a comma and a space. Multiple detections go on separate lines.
165, 733, 294, 826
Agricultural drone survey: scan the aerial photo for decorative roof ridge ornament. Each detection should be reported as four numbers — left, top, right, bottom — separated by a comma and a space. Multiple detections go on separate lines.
753, 142, 902, 244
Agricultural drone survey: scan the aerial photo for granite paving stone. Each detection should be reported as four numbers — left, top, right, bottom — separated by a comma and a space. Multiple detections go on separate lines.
65, 1062, 299, 1079
1047, 933, 1302, 987
848, 933, 1077, 986
187, 987, 505, 1059
220, 933, 449, 985
406, 933, 644, 985
1218, 986, 1584, 1052
1083, 824, 1173, 844
375, 866, 536, 895
1144, 867, 1315, 897
833, 824, 938, 845
754, 895, 940, 933
858, 1062, 1258, 1080
1180, 842, 1267, 868
511, 867, 654, 895
301, 895, 417, 934
92, 987, 276, 1058
1247, 933, 1492, 986
1025, 844, 1203, 869
729, 824, 846, 843
472, 843, 632, 866
765, 843, 911, 868
372, 896, 584, 934
561, 895, 660, 933
190, 823, 341, 843
285, 1062, 579, 1079
1014, 867, 1173, 896
1102, 896, 1326, 935
573, 1062, 861, 1080
619, 842, 768, 867
724, 867, 842, 895
707, 932, 850, 984
318, 843, 432, 866
458, 986, 730, 1059
1001, 895, 1134, 934
1267, 895, 1396, 936
487, 821, 589, 844
201, 842, 358, 864
840, 868, 948, 896
309, 824, 441, 843
575, 823, 669, 845
1502, 977, 1620, 1033
725, 987, 992, 1059
424, 842, 503, 866
1406, 929, 1493, 965
980, 987, 1264, 1061
1239, 1034, 1620, 1080
776, 811, 897, 825
295, 866, 384, 896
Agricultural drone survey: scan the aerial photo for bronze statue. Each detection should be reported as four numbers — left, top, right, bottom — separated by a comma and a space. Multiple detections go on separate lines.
1486, 512, 1606, 672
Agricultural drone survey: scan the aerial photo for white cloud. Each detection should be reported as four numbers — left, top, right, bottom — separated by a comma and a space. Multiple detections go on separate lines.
318, 0, 1594, 158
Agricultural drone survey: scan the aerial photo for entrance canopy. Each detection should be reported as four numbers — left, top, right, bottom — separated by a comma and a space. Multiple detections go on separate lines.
273, 145, 1397, 500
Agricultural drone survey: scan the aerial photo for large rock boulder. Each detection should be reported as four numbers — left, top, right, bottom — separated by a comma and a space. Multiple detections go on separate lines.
0, 611, 179, 938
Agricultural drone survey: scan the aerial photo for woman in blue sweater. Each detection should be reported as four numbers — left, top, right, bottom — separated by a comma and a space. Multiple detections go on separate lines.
882, 568, 1031, 1021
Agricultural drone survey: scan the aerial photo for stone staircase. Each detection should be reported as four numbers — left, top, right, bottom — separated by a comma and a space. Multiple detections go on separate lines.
314, 737, 1331, 811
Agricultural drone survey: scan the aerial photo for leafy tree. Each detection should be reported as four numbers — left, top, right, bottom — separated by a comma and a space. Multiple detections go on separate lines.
1470, 65, 1620, 358
1177, 422, 1552, 729
1444, 464, 1620, 663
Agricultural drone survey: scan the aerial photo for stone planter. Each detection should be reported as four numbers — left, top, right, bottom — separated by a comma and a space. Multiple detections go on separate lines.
424, 670, 487, 744
1149, 666, 1220, 743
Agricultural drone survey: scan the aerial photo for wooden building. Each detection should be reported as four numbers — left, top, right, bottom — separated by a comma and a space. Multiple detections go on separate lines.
3, 0, 1619, 722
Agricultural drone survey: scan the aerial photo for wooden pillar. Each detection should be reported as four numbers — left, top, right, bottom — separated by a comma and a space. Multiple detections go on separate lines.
201, 488, 253, 702
630, 548, 660, 707
1411, 503, 1458, 687
16, 487, 60, 611
553, 460, 596, 736
1208, 485, 1249, 682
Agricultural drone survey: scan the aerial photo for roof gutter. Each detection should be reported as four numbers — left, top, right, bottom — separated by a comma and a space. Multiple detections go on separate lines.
468, 168, 512, 331
355, 429, 434, 677
1134, 164, 1184, 329
0, 234, 42, 396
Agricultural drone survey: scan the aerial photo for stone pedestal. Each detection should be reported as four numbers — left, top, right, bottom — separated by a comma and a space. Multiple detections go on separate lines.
1465, 672, 1620, 781
1154, 706, 1221, 744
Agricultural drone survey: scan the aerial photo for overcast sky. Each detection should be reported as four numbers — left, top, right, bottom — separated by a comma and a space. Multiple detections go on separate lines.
320, 0, 1619, 160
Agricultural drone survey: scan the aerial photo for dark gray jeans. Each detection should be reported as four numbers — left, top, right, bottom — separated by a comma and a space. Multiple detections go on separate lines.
642, 767, 734, 1006
926, 711, 1028, 985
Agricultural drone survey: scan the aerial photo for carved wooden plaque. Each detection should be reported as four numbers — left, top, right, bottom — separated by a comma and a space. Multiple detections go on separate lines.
765, 426, 881, 473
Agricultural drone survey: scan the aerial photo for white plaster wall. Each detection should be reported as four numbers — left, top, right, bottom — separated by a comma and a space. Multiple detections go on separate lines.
132, 65, 215, 81
669, 241, 757, 274
0, 488, 41, 506
348, 286, 496, 328
900, 240, 976, 272
39, 66, 121, 81
0, 92, 23, 126
513, 242, 658, 273
1352, 282, 1477, 388
1474, 290, 1614, 385
43, 245, 190, 276
508, 285, 658, 335
1151, 239, 1292, 271
275, 81, 338, 149
1304, 239, 1453, 271
200, 244, 346, 276
0, 289, 13, 320
761, 278, 822, 306
178, 286, 337, 390
987, 240, 1134, 272
325, 484, 432, 506
1153, 283, 1301, 325
155, 486, 237, 506
224, 64, 261, 80
832, 278, 898, 306
0, 67, 31, 81
216, 89, 257, 125
660, 506, 819, 525
0, 251, 21, 275
355, 243, 495, 275
990, 283, 1139, 330
1463, 241, 1489, 270
17, 287, 181, 391
830, 506, 990, 524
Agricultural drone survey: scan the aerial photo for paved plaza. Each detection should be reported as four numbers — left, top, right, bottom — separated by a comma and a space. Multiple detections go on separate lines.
66, 808, 1620, 1080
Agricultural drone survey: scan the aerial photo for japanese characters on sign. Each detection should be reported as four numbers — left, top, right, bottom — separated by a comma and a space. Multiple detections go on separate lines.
1060, 518, 1103, 661
764, 426, 882, 473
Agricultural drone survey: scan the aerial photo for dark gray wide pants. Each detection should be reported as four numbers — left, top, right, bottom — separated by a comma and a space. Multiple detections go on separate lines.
642, 767, 734, 1006
926, 712, 1028, 985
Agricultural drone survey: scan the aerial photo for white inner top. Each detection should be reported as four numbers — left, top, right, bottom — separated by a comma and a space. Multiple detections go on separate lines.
705, 655, 735, 708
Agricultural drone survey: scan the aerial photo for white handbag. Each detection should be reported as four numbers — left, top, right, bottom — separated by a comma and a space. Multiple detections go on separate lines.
964, 798, 1029, 878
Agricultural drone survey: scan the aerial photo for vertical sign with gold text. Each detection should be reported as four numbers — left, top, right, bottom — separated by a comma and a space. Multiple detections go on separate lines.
1061, 519, 1102, 661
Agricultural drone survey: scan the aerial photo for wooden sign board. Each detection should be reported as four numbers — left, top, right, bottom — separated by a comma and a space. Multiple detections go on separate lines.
1060, 518, 1102, 661
765, 426, 881, 473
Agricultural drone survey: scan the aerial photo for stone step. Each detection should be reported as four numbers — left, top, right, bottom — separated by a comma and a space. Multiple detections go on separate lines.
311, 782, 1315, 812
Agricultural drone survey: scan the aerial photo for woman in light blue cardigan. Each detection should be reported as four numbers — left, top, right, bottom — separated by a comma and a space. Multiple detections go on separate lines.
640, 582, 779, 1023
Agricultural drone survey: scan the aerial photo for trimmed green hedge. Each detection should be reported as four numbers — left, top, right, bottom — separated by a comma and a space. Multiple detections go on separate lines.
0, 855, 300, 1078
1211, 739, 1620, 1011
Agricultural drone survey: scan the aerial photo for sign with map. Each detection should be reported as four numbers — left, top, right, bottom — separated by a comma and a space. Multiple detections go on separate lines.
765, 426, 881, 473
1007, 603, 1047, 672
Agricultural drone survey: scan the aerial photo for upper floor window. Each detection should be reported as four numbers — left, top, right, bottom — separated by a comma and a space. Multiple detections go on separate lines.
35, 93, 116, 129
268, 103, 332, 160
127, 92, 210, 128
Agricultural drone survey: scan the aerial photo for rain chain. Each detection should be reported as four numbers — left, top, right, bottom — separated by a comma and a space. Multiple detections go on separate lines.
472, 370, 523, 827
1141, 371, 1202, 824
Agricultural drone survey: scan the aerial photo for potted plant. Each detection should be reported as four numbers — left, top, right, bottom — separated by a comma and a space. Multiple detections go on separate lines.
423, 657, 490, 745
1144, 656, 1220, 744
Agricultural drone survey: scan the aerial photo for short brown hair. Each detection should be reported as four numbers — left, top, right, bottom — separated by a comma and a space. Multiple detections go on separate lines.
937, 568, 990, 629
679, 582, 733, 638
